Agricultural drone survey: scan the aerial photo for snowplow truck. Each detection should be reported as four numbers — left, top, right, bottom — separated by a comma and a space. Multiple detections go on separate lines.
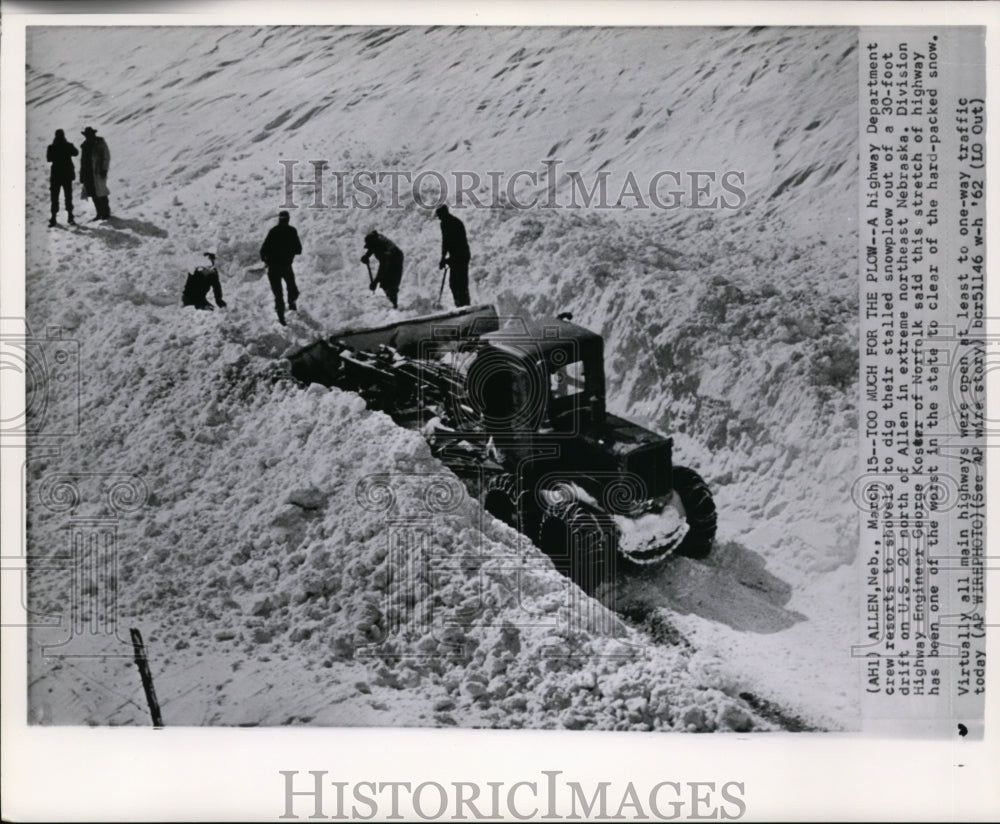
288, 304, 716, 593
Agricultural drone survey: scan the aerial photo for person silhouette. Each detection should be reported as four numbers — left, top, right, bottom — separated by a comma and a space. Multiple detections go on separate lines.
46, 129, 78, 227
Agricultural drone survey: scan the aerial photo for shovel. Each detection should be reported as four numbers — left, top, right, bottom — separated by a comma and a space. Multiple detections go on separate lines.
436, 262, 449, 308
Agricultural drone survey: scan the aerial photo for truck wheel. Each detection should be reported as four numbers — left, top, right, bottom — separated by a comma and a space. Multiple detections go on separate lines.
482, 473, 519, 525
538, 503, 618, 595
672, 466, 717, 559
482, 473, 540, 537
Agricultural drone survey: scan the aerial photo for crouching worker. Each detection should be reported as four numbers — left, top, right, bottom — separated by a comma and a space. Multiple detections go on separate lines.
182, 253, 226, 310
361, 230, 404, 309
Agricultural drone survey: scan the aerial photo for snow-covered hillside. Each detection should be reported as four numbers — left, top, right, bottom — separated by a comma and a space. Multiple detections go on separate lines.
24, 26, 859, 730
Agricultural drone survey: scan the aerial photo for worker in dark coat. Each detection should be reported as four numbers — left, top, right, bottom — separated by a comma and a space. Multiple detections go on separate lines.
79, 126, 111, 220
260, 210, 302, 326
46, 129, 78, 227
436, 204, 471, 307
182, 255, 226, 311
361, 231, 404, 309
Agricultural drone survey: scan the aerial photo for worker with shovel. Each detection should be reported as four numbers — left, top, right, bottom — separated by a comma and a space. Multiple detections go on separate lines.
436, 204, 471, 307
361, 230, 404, 309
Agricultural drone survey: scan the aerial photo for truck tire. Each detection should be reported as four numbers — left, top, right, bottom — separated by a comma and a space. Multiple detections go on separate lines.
538, 503, 618, 595
482, 473, 519, 524
482, 473, 540, 537
672, 466, 717, 559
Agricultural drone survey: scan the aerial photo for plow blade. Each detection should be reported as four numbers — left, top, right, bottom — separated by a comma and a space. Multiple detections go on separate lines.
288, 304, 499, 386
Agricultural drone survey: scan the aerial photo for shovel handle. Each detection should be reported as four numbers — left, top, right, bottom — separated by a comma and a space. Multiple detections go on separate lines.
436, 263, 448, 307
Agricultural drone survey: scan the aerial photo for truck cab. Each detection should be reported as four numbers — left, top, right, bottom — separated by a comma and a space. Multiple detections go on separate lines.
462, 315, 684, 544
466, 314, 607, 434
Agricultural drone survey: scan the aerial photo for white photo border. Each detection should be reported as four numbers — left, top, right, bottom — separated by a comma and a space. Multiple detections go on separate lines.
2, 1, 998, 821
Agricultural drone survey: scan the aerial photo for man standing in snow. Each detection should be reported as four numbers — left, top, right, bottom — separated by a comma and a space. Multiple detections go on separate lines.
79, 126, 111, 220
182, 254, 227, 311
361, 230, 404, 309
46, 129, 78, 227
435, 204, 471, 307
260, 210, 302, 326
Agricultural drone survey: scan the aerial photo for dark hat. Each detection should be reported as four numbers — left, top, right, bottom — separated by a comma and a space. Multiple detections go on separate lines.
82, 126, 97, 136
278, 210, 290, 221
435, 204, 449, 217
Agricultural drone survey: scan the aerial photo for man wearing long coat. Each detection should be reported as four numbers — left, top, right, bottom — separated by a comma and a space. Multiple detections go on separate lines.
80, 126, 111, 220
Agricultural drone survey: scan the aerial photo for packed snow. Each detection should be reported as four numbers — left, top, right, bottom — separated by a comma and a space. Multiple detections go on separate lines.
23, 25, 859, 731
